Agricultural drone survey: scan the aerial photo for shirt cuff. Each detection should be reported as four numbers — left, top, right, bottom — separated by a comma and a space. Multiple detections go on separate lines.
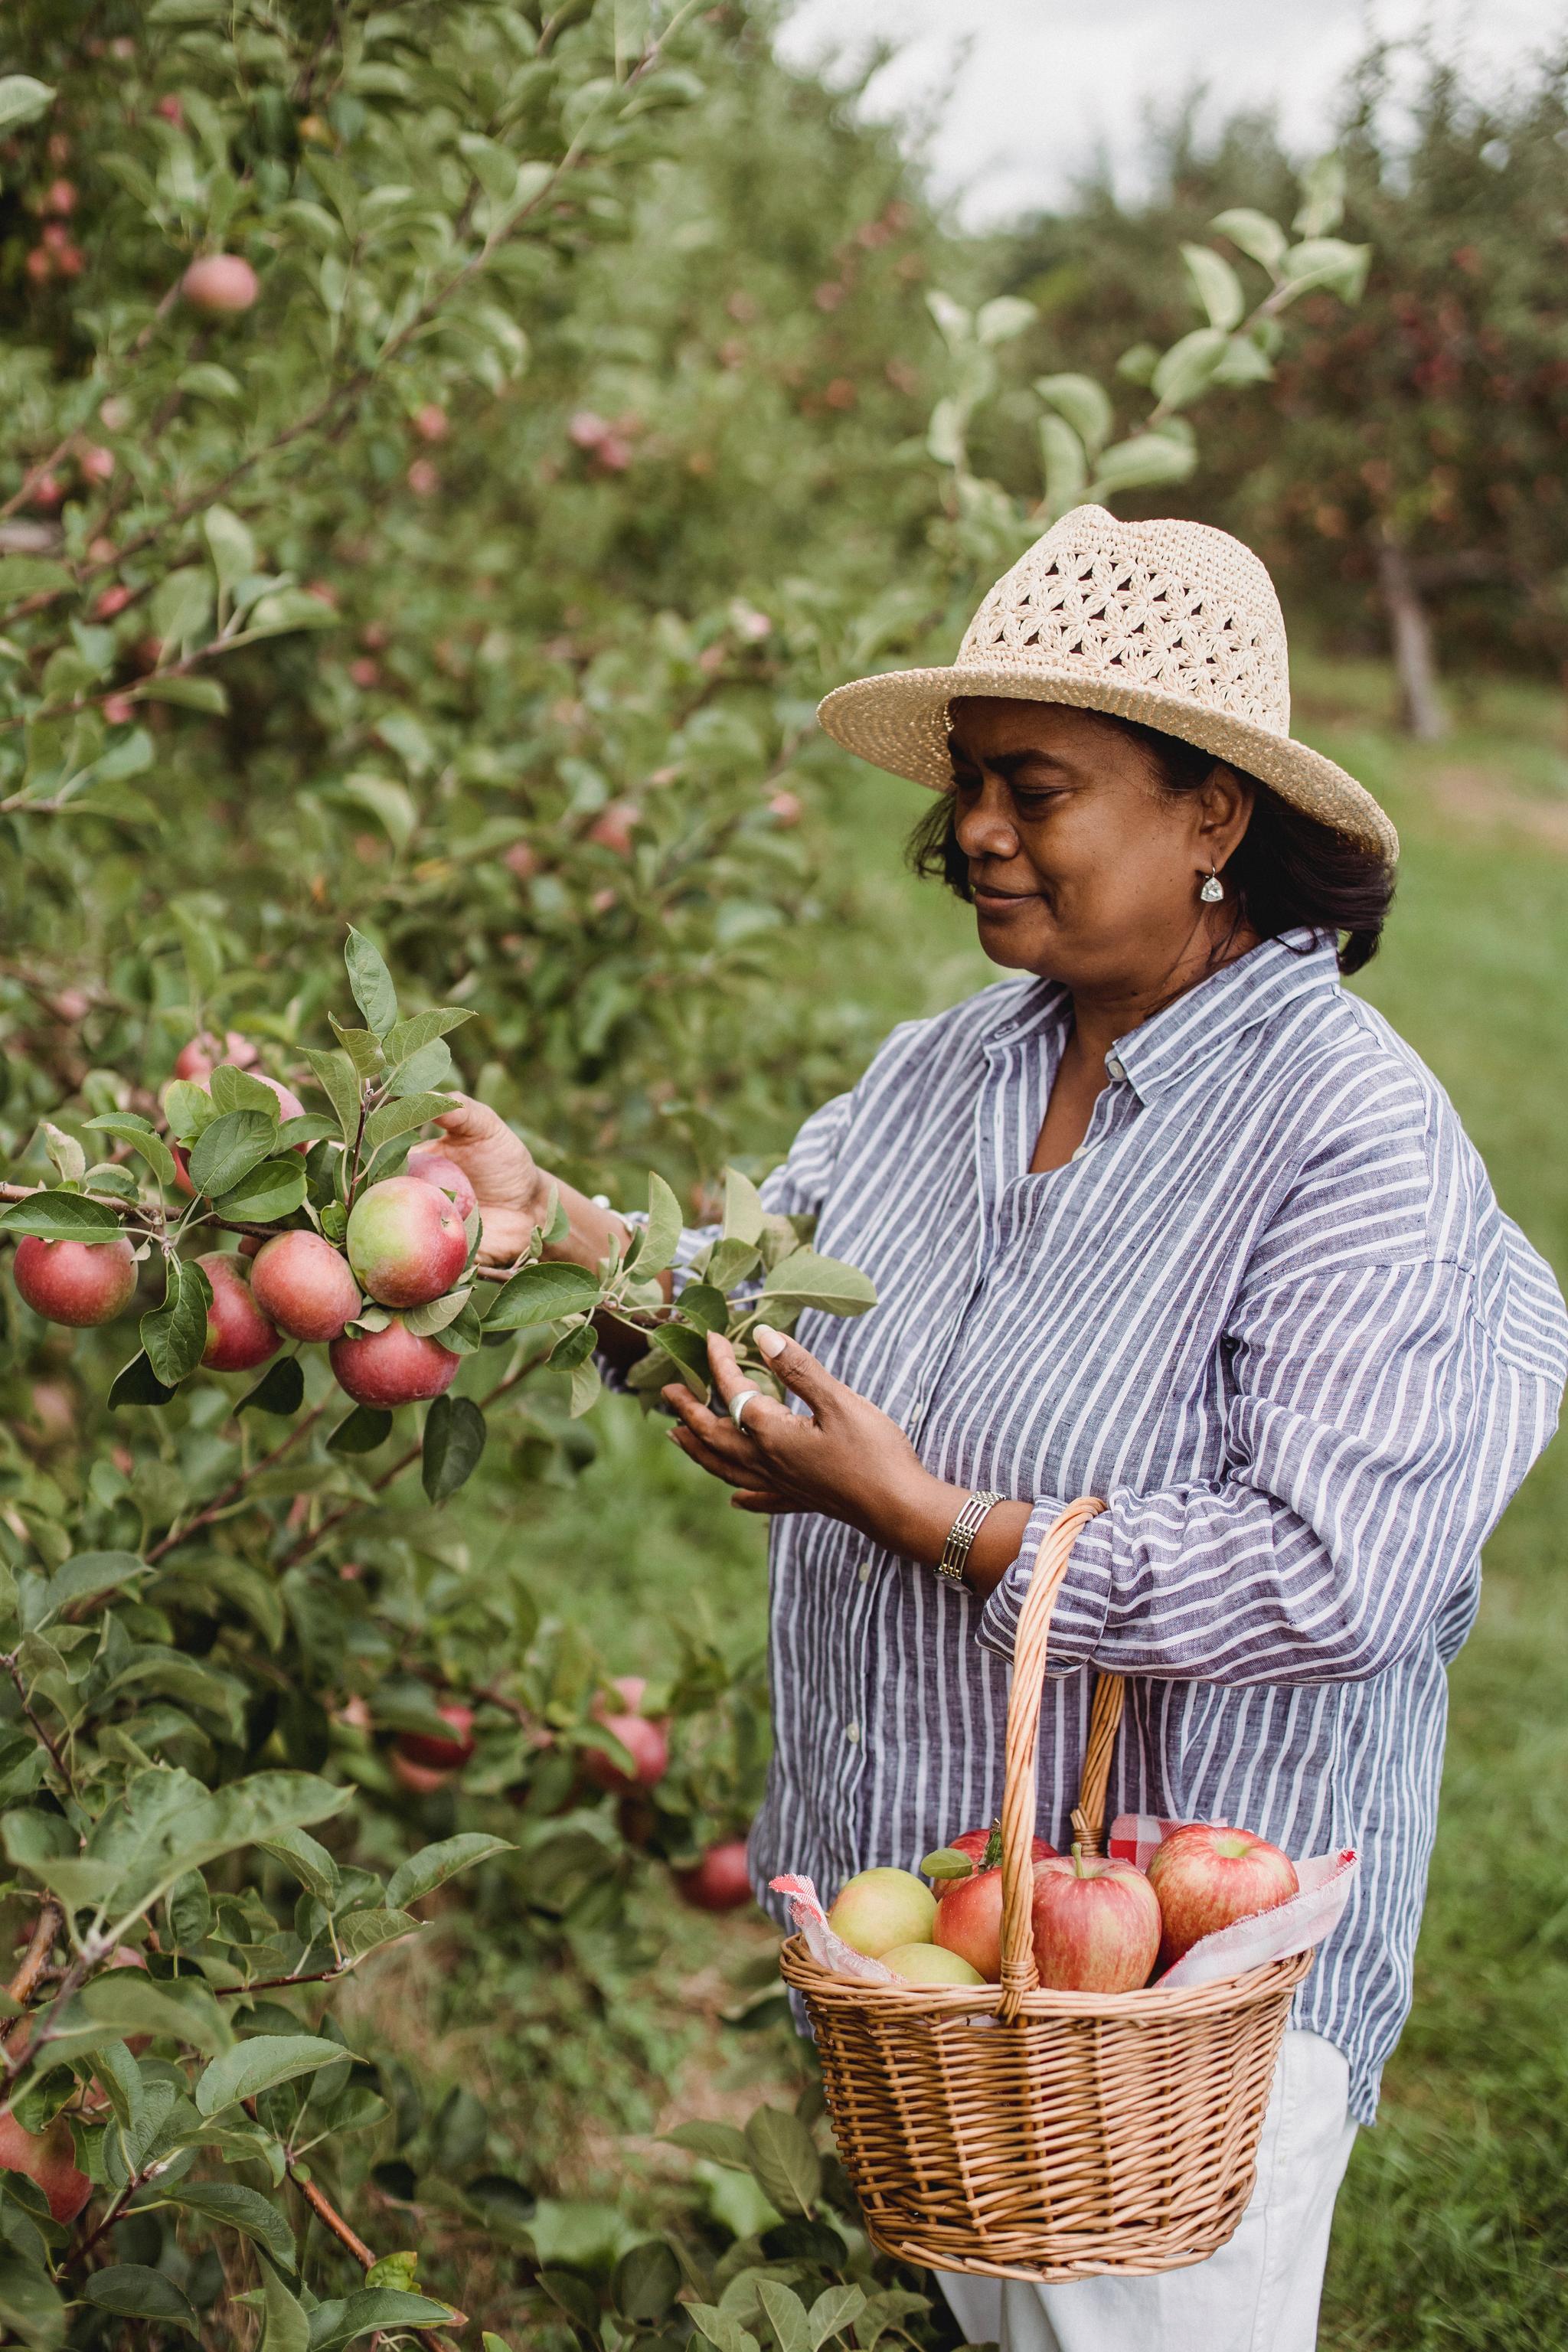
975, 1497, 1116, 1672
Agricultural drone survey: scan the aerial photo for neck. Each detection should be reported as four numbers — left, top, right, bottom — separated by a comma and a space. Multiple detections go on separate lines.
1062, 916, 1263, 1064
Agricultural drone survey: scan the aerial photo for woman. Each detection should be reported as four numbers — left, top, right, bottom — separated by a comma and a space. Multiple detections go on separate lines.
439, 508, 1566, 2351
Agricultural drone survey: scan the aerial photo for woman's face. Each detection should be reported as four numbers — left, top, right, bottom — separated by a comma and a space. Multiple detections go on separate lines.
947, 697, 1255, 995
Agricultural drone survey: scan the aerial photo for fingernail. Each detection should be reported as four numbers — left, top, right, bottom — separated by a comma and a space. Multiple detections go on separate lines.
755, 1325, 786, 1359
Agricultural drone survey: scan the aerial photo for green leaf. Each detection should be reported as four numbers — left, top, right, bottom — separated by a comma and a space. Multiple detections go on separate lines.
721, 1167, 765, 1246
194, 2033, 345, 2118
1181, 243, 1244, 331
83, 2266, 199, 2336
203, 505, 257, 596
237, 1357, 305, 1417
334, 1906, 419, 1958
1277, 237, 1370, 305
1210, 206, 1288, 274
614, 2241, 681, 2324
260, 2262, 312, 2352
1037, 413, 1087, 519
0, 1191, 121, 1243
547, 1321, 596, 1370
0, 77, 55, 133
704, 1236, 760, 1292
188, 1108, 278, 1198
676, 1282, 729, 1334
40, 1550, 149, 1624
259, 1824, 340, 1903
166, 2181, 294, 2270
244, 589, 338, 639
760, 1250, 876, 1319
90, 1764, 348, 1919
150, 568, 214, 654
361, 1091, 454, 1156
0, 2246, 64, 2340
651, 1322, 709, 1397
303, 1048, 362, 1142
974, 294, 1035, 346
743, 2108, 821, 2216
1034, 371, 1112, 456
386, 1831, 513, 1912
634, 1169, 684, 1279
213, 1156, 308, 1223
334, 773, 417, 855
328, 1018, 384, 1079
79, 1968, 229, 2057
109, 1351, 176, 1409
483, 1260, 599, 1330
163, 1077, 220, 1145
139, 673, 228, 714
141, 1256, 213, 1385
806, 2286, 867, 2349
1293, 152, 1346, 239
308, 2290, 459, 2348
1148, 325, 1230, 412
344, 928, 397, 1036
662, 2119, 750, 2170
326, 1405, 393, 1454
83, 1113, 178, 1188
688, 2304, 760, 2352
1089, 430, 1198, 498
381, 1008, 473, 1069
421, 1394, 486, 1501
540, 2274, 603, 2334
758, 2281, 812, 2352
402, 1286, 471, 1337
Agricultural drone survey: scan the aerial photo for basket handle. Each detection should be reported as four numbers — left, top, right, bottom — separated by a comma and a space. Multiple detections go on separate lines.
997, 1496, 1113, 2022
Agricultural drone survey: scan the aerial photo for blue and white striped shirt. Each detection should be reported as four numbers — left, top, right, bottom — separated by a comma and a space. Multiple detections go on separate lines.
726, 931, 1564, 2123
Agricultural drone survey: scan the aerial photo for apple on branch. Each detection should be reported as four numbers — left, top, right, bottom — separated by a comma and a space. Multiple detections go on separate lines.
11, 1233, 137, 1328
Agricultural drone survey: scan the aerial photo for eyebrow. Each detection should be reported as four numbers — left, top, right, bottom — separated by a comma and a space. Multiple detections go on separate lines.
947, 741, 1075, 781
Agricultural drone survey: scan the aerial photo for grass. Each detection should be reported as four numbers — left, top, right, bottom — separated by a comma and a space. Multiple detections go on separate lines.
496, 655, 1568, 2343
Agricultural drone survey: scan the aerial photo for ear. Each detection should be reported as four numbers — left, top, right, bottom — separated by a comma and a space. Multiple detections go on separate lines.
1195, 763, 1255, 867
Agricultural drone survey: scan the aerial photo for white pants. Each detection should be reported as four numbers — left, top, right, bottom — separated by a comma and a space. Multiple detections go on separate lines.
936, 2030, 1356, 2352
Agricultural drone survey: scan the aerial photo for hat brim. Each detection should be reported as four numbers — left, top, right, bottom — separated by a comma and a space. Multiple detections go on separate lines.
816, 662, 1399, 863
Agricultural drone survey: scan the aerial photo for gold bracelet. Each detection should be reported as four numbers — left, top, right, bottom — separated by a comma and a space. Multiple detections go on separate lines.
936, 1490, 1005, 1586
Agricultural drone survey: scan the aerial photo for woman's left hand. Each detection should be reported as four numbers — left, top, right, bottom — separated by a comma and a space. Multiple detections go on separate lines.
663, 1326, 954, 1560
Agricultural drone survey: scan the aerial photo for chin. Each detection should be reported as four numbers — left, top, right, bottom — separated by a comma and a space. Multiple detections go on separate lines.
974, 903, 1054, 973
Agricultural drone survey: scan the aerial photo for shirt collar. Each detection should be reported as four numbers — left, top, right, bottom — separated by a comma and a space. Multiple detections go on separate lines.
980, 929, 1340, 1104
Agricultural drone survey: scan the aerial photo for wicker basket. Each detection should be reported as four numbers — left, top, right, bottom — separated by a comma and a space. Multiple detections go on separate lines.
779, 1498, 1312, 2282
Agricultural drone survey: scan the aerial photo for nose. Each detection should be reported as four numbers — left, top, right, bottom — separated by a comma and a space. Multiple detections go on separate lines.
952, 773, 1021, 863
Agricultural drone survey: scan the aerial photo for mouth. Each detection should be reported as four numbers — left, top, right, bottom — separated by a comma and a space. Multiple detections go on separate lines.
971, 881, 1039, 910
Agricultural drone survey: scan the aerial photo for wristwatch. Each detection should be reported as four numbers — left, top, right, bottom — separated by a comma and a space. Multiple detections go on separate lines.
936, 1490, 1006, 1586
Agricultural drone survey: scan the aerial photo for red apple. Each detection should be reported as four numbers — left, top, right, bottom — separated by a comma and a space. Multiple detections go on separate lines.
12, 1234, 137, 1328
93, 583, 131, 619
413, 403, 449, 443
0, 2114, 91, 2226
390, 1751, 452, 1797
328, 1318, 460, 1407
1029, 1847, 1161, 1994
567, 409, 610, 449
583, 1676, 669, 1794
1145, 1824, 1299, 1970
181, 253, 259, 315
935, 1823, 1056, 1892
250, 1230, 361, 1342
174, 1031, 259, 1081
674, 1839, 753, 1912
197, 1253, 280, 1372
345, 1176, 467, 1309
587, 802, 638, 858
396, 1702, 475, 1771
403, 1148, 478, 1222
767, 788, 802, 827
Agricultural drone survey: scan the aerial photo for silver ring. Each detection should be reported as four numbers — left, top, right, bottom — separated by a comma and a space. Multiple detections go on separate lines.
729, 1387, 763, 1433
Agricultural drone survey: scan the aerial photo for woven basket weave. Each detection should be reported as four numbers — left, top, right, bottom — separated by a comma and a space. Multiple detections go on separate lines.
779, 1499, 1312, 2282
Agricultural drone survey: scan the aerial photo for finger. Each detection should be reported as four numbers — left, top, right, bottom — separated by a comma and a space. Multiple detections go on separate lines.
730, 1490, 798, 1515
433, 1092, 508, 1146
667, 1422, 761, 1491
704, 1331, 796, 1440
753, 1324, 844, 1417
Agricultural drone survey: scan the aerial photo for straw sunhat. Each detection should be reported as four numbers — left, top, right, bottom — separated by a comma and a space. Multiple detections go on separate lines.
817, 503, 1398, 862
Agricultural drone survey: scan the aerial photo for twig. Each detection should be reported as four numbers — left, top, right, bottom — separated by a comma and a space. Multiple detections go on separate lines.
144, 1405, 325, 1566
5, 1902, 62, 2011
1, 1655, 76, 1799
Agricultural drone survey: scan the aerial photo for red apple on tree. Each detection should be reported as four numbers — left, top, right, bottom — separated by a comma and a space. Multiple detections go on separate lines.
250, 1230, 361, 1342
12, 1234, 137, 1328
345, 1175, 468, 1309
403, 1147, 478, 1222
328, 1318, 460, 1406
1145, 1824, 1299, 1970
0, 2113, 91, 2226
674, 1839, 754, 1912
396, 1702, 475, 1771
1030, 1846, 1161, 1993
181, 253, 259, 315
197, 1253, 280, 1372
173, 1031, 259, 1082
390, 1750, 452, 1797
582, 1676, 670, 1795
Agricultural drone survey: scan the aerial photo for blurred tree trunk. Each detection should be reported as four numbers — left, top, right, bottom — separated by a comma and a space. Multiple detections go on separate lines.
1376, 531, 1449, 743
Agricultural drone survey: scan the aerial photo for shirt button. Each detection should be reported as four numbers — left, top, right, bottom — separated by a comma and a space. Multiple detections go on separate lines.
858, 1560, 873, 1584
1106, 1054, 1126, 1082
845, 1723, 861, 1745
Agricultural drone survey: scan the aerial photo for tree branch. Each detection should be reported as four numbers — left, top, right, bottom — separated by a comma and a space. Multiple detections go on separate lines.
144, 1405, 325, 1566
1, 1655, 76, 1800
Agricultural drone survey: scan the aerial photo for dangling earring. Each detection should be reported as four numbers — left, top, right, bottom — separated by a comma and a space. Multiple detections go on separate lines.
1200, 862, 1224, 904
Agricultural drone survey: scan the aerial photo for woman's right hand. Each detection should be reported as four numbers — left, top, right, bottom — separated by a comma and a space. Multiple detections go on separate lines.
433, 1094, 550, 1266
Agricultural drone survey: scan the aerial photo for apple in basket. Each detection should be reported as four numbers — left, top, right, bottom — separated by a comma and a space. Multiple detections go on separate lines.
827, 1867, 936, 1958
923, 1824, 1057, 1981
881, 1942, 985, 1988
1030, 1845, 1161, 1993
1145, 1823, 1298, 1969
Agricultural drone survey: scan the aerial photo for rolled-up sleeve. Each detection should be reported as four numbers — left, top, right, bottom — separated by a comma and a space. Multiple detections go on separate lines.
978, 1250, 1559, 1685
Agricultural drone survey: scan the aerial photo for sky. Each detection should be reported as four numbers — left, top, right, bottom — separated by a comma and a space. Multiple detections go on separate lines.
775, 0, 1568, 223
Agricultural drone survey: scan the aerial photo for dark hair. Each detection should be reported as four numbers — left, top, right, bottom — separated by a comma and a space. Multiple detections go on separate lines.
908, 712, 1393, 975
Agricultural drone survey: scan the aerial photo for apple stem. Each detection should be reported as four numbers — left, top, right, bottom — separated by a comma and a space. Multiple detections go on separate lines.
1070, 1841, 1088, 1879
